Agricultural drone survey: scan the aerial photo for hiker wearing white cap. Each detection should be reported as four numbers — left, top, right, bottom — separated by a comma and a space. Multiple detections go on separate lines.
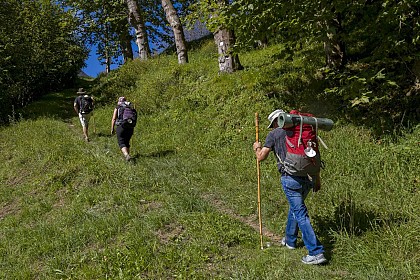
73, 88, 94, 142
253, 109, 327, 265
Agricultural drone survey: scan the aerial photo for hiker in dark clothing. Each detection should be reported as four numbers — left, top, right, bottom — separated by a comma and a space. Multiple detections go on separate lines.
253, 109, 326, 265
111, 97, 135, 161
73, 88, 93, 142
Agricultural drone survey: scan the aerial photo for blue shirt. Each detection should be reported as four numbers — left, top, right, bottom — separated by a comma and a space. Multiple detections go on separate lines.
264, 128, 287, 173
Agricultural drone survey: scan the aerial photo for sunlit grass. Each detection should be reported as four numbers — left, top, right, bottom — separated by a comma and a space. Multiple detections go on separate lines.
0, 40, 419, 279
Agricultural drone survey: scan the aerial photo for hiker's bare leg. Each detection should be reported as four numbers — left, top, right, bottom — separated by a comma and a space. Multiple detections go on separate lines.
83, 125, 89, 141
121, 147, 131, 160
121, 147, 129, 156
79, 113, 90, 141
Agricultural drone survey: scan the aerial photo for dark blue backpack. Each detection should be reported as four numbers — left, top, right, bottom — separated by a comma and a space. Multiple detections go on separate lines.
79, 95, 94, 114
117, 103, 137, 128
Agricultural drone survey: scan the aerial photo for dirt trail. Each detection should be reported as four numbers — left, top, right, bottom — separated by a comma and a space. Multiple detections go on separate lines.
202, 194, 282, 243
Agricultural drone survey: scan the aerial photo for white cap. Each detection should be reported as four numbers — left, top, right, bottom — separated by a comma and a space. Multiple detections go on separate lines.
267, 109, 285, 128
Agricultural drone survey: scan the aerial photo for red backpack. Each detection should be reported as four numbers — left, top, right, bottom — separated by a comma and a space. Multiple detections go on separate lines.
282, 110, 322, 177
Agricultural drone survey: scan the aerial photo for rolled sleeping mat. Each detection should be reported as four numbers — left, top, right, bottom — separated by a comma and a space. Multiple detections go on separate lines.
277, 113, 334, 131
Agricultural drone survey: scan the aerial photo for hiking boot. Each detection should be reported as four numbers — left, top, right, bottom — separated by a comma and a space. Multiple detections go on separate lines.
125, 154, 131, 161
301, 253, 327, 265
85, 137, 90, 142
280, 237, 296, 250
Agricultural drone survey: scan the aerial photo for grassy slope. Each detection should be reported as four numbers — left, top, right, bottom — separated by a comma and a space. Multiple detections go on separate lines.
0, 40, 419, 279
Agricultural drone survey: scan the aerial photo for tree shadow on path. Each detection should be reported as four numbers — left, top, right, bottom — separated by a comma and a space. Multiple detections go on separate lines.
18, 79, 95, 121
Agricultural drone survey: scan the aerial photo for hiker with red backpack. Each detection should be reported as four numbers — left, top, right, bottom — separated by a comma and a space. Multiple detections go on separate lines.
111, 97, 137, 161
74, 88, 94, 142
253, 109, 327, 265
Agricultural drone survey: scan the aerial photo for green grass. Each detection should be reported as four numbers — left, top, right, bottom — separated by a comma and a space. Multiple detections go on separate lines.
0, 40, 419, 279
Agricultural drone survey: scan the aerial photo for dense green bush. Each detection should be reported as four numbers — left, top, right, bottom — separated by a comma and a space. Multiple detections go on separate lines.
0, 0, 87, 124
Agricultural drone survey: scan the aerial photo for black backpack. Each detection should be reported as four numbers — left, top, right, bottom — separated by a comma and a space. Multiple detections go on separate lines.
116, 103, 137, 128
80, 95, 94, 114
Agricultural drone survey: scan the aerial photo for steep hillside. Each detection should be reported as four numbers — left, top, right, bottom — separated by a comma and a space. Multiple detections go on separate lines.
0, 40, 419, 279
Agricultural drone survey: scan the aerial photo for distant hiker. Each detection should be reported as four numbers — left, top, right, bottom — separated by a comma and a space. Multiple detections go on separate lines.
253, 109, 327, 265
111, 96, 137, 161
73, 88, 94, 142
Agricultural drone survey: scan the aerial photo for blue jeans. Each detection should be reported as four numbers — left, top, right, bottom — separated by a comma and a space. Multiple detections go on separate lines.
281, 174, 324, 256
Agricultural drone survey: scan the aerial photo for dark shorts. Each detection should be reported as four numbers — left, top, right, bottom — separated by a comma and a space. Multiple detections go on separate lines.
116, 125, 134, 148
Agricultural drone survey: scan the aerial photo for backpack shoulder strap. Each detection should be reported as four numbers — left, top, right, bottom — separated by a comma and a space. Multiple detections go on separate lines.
313, 117, 328, 149
286, 137, 295, 148
275, 152, 284, 165
117, 105, 124, 119
298, 114, 303, 147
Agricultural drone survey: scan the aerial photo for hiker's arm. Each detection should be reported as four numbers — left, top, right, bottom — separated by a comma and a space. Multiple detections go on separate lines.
253, 142, 271, 162
73, 102, 79, 114
110, 108, 117, 134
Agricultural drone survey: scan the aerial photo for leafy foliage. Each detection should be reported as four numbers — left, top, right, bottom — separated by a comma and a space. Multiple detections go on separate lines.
318, 0, 420, 134
0, 0, 87, 123
203, 0, 420, 132
61, 0, 132, 67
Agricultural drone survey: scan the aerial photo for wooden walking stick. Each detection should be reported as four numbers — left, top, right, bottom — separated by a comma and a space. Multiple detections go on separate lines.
255, 112, 264, 250
91, 113, 96, 134
130, 103, 136, 153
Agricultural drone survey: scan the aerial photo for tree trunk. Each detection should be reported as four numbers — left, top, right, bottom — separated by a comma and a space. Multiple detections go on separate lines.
105, 49, 111, 74
255, 35, 268, 49
213, 0, 242, 73
411, 60, 420, 97
213, 28, 243, 73
323, 13, 346, 69
104, 23, 112, 74
120, 29, 134, 63
126, 0, 150, 60
161, 0, 188, 64
122, 37, 134, 63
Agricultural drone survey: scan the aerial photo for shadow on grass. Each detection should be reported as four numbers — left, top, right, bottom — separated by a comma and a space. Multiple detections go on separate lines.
141, 150, 176, 158
312, 198, 409, 261
96, 132, 114, 138
18, 78, 95, 121
104, 150, 176, 165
